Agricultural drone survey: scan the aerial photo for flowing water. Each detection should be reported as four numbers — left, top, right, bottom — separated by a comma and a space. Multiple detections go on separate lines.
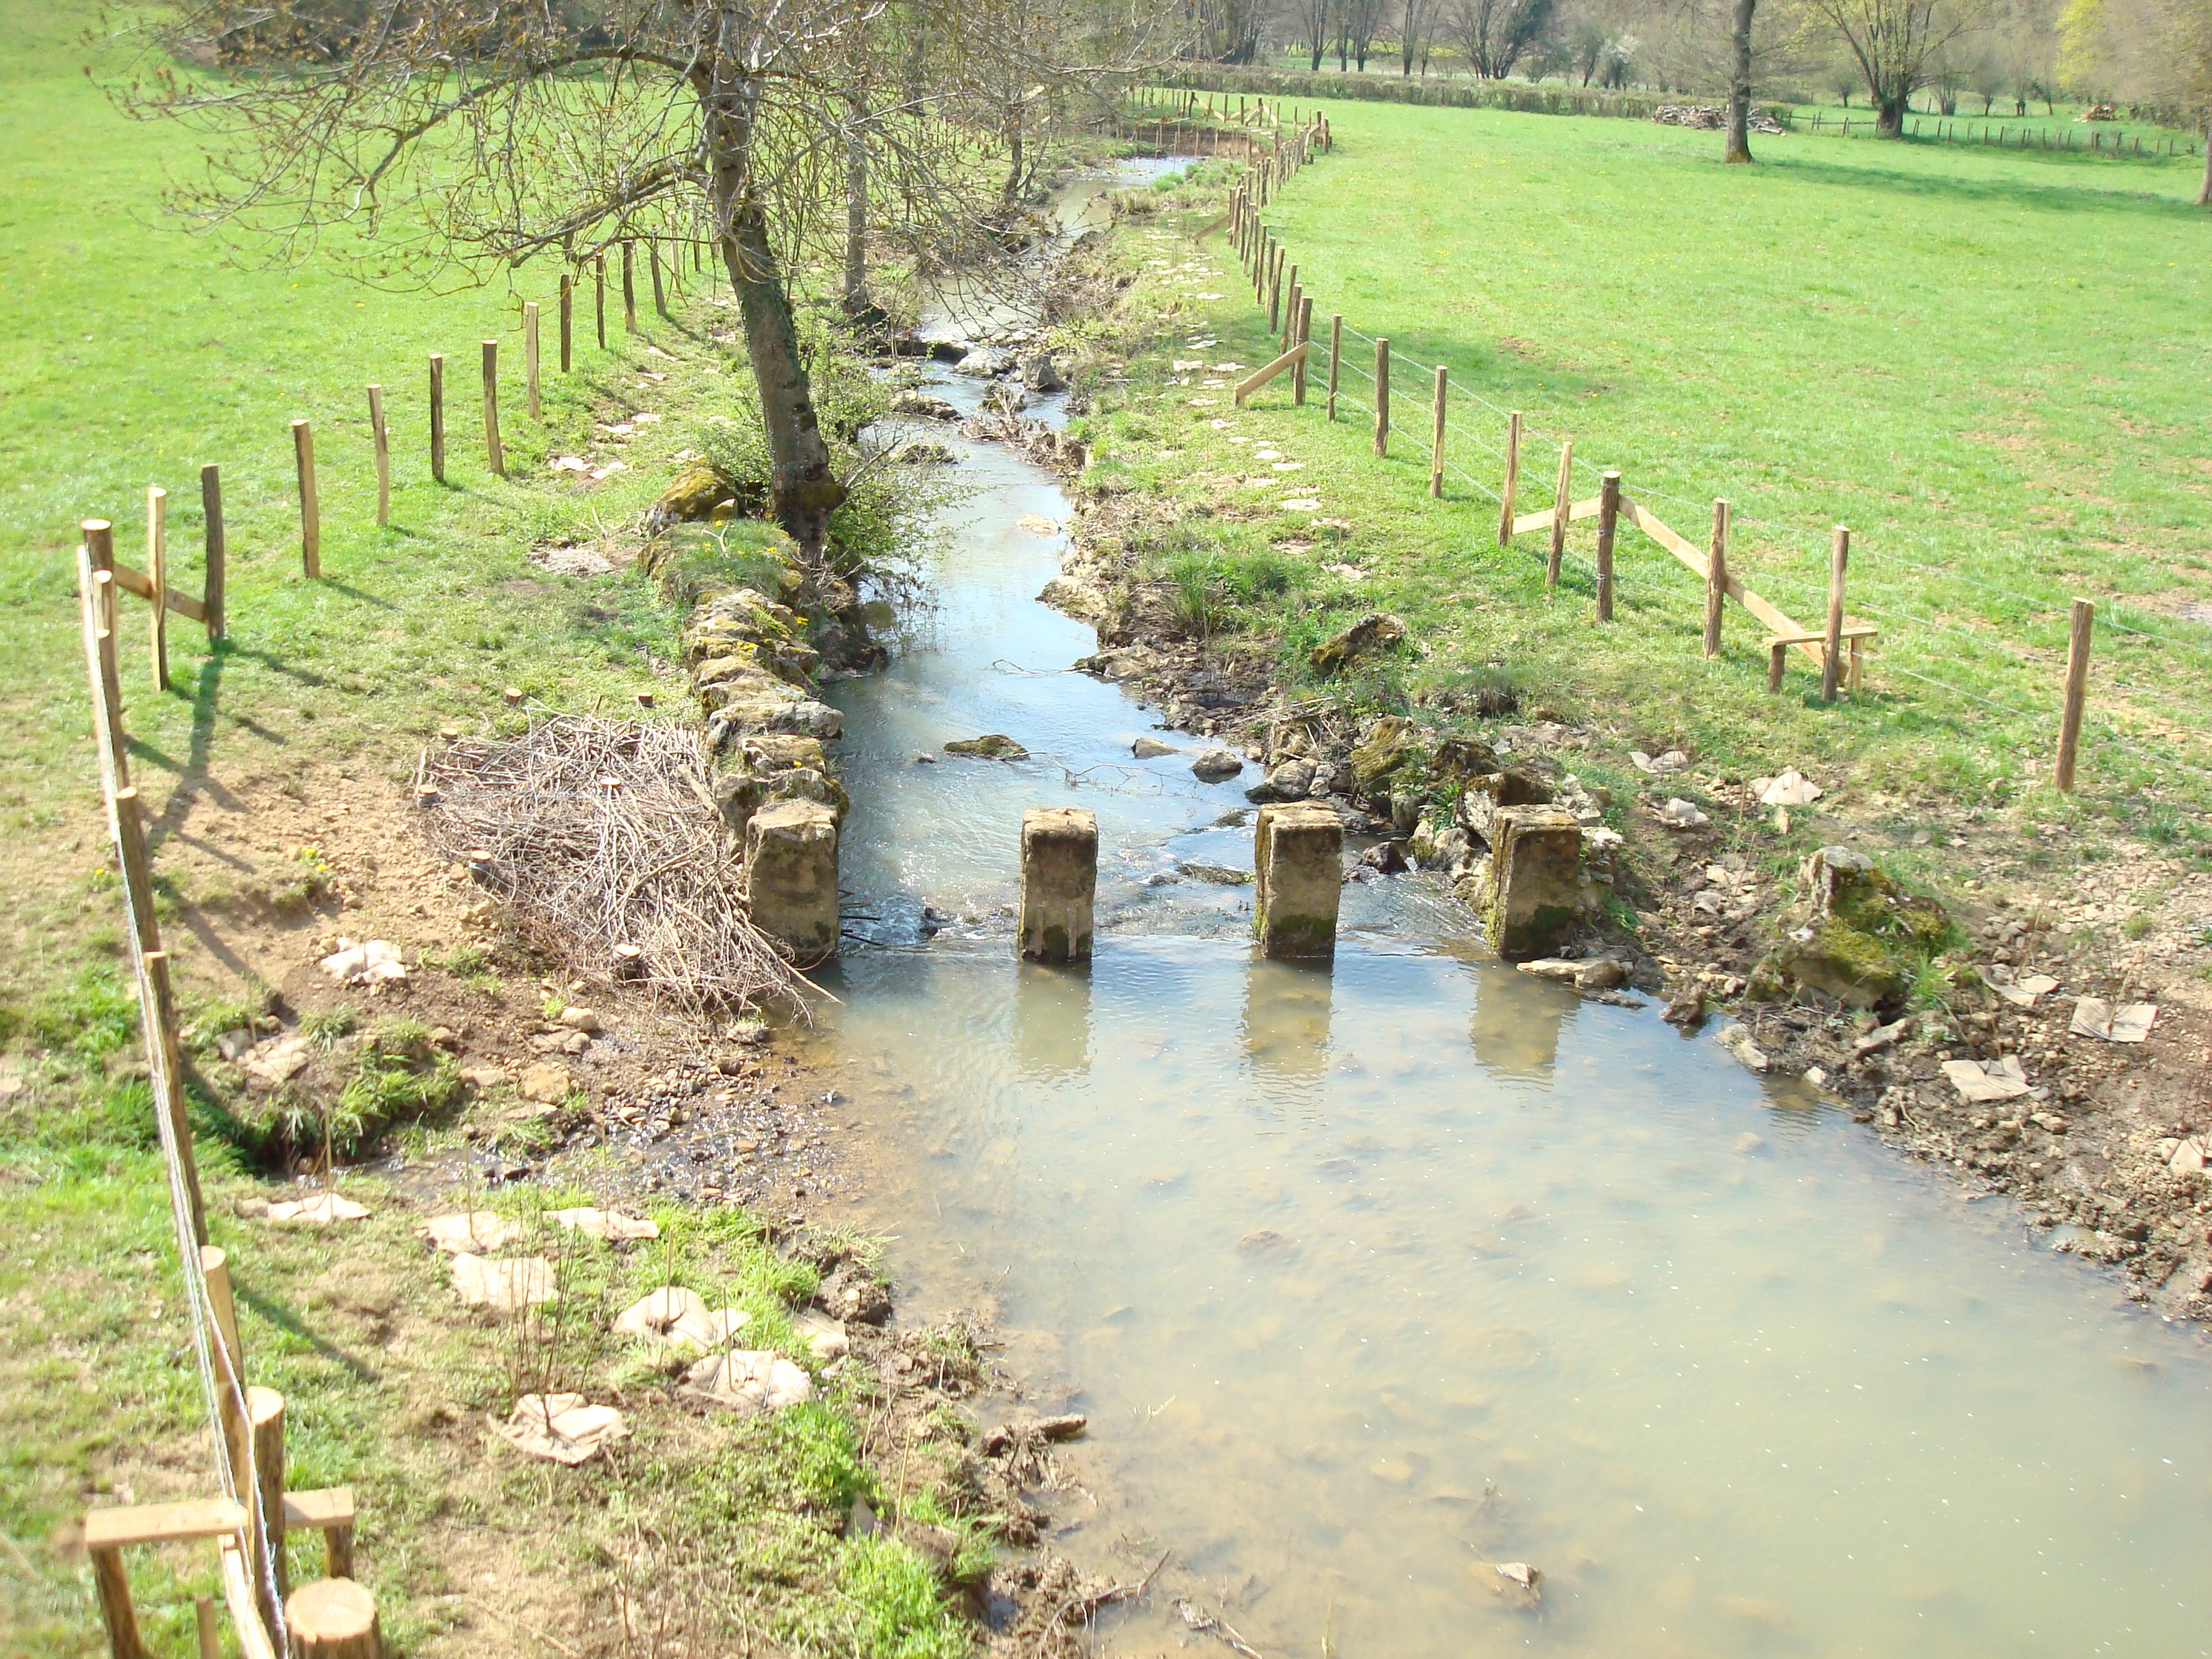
797, 166, 2212, 1658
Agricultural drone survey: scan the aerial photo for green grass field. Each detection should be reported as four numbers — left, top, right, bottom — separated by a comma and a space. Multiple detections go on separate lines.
1092, 94, 2212, 837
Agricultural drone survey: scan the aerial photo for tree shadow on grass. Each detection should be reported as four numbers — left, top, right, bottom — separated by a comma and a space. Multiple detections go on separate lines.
1761, 150, 2206, 220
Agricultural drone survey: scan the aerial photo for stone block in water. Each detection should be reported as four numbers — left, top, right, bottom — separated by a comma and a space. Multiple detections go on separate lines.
1254, 801, 1343, 960
1483, 805, 1588, 961
745, 799, 840, 962
1020, 807, 1097, 963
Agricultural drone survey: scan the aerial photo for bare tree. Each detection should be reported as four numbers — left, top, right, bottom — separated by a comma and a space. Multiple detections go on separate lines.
120, 0, 1171, 554
1401, 0, 1441, 71
1336, 0, 1385, 65
1296, 0, 1335, 66
1448, 0, 1557, 75
1802, 0, 1987, 134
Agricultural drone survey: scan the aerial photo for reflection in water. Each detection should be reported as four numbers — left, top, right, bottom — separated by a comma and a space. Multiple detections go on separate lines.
811, 166, 2212, 1658
1242, 958, 1334, 1084
1013, 959, 1092, 1083
1470, 962, 1569, 1080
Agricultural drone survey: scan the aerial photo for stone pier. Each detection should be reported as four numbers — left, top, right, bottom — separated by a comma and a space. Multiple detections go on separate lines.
1482, 804, 1587, 961
745, 799, 840, 963
1254, 801, 1343, 960
1019, 807, 1097, 963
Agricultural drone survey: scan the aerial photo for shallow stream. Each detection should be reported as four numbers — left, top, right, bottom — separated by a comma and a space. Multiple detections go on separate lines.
799, 167, 2212, 1658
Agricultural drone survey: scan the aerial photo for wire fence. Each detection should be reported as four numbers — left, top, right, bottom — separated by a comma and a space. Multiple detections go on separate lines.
1198, 120, 2212, 799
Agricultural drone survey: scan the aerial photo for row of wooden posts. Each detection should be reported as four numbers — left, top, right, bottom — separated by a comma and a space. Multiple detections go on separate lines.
75, 524, 378, 1659
112, 235, 713, 698
1808, 109, 2195, 154
1218, 120, 2108, 792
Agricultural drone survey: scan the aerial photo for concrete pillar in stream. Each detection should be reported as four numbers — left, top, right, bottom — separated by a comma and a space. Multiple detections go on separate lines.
1483, 805, 1587, 961
1253, 801, 1343, 960
1019, 807, 1097, 963
745, 799, 840, 963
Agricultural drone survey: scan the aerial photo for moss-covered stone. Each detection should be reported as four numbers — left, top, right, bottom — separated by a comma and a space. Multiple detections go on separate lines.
1349, 716, 1417, 792
1308, 612, 1406, 677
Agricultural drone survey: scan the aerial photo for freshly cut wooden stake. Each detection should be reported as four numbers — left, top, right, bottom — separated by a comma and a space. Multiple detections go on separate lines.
2055, 597, 2093, 792
1547, 438, 1572, 589
428, 354, 446, 482
524, 302, 541, 420
200, 465, 225, 642
145, 486, 168, 691
1373, 338, 1390, 457
1704, 500, 1730, 657
285, 1578, 381, 1659
367, 385, 390, 527
1494, 411, 1519, 539
481, 341, 503, 477
292, 421, 320, 578
1821, 526, 1849, 701
1595, 470, 1621, 621
196, 1594, 219, 1659
1326, 313, 1342, 421
1292, 297, 1313, 405
1429, 368, 1447, 499
249, 1388, 287, 1611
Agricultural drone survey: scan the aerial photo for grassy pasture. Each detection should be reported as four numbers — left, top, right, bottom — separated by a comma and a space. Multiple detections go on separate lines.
1092, 95, 2212, 834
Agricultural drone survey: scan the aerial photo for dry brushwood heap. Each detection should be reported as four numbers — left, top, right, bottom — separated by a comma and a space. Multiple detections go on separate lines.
421, 716, 806, 1011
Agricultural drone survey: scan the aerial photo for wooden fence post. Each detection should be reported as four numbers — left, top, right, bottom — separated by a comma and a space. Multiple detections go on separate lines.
1293, 297, 1312, 405
1495, 410, 1520, 542
559, 274, 573, 373
595, 256, 608, 349
622, 240, 638, 333
145, 486, 167, 691
199, 466, 225, 644
2055, 596, 2093, 791
1279, 266, 1298, 349
195, 1594, 218, 1659
428, 353, 446, 483
199, 1246, 276, 1642
1268, 247, 1284, 333
250, 1388, 287, 1611
523, 302, 541, 420
1547, 438, 1572, 590
1373, 338, 1389, 457
481, 341, 503, 477
1595, 470, 1620, 621
367, 385, 390, 527
1821, 526, 1849, 701
291, 421, 319, 579
1704, 499, 1729, 657
1429, 367, 1447, 498
1326, 313, 1342, 421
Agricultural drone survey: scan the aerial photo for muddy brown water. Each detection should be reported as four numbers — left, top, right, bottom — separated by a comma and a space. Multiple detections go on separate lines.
798, 163, 2212, 1658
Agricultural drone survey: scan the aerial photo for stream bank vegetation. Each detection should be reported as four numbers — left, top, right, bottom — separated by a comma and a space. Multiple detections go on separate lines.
4, 1, 1199, 1652
1035, 97, 2212, 1319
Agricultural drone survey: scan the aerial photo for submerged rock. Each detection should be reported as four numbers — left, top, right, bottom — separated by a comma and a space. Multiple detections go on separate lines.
1131, 737, 1178, 759
944, 734, 1030, 760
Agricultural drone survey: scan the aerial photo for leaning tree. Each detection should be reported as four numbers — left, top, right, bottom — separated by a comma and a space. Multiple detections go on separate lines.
116, 0, 1174, 556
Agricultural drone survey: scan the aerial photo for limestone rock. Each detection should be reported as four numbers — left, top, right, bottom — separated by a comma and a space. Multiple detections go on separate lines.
953, 346, 1015, 377
1131, 737, 1178, 759
944, 734, 1030, 760
1020, 353, 1066, 392
643, 462, 739, 531
890, 388, 959, 420
1038, 575, 1107, 619
1192, 747, 1244, 781
1349, 716, 1417, 791
547, 1208, 658, 1242
1247, 757, 1314, 803
1454, 768, 1553, 842
421, 1210, 524, 1254
1428, 735, 1503, 783
518, 1062, 572, 1105
745, 799, 840, 962
1254, 801, 1344, 960
1309, 612, 1406, 677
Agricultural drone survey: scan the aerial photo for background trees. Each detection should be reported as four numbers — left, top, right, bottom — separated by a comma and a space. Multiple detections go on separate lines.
2061, 0, 2212, 199
124, 0, 1179, 556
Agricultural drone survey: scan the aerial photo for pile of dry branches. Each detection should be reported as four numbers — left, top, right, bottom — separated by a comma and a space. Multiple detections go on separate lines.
420, 715, 807, 1014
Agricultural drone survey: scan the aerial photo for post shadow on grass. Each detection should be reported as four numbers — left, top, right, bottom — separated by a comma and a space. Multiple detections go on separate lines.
234, 1280, 380, 1383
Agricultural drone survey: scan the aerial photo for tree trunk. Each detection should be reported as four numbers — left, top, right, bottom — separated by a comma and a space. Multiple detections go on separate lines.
702, 71, 844, 557
1876, 93, 1907, 137
1004, 113, 1025, 203
1724, 0, 1755, 163
840, 90, 881, 330
2200, 115, 2211, 206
